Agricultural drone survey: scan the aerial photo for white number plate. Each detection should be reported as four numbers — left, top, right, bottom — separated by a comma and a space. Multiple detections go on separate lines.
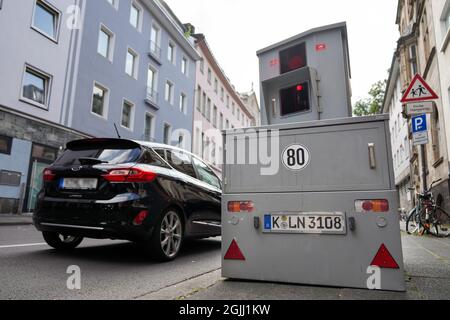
263, 213, 346, 235
61, 178, 98, 190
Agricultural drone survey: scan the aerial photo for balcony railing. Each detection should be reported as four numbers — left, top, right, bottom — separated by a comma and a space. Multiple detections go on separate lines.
149, 41, 162, 62
145, 87, 159, 109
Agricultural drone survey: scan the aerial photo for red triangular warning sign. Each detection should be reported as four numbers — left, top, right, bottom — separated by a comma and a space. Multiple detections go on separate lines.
401, 74, 439, 103
224, 239, 245, 261
370, 244, 399, 269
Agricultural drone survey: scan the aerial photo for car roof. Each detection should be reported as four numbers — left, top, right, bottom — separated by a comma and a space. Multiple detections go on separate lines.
133, 140, 197, 158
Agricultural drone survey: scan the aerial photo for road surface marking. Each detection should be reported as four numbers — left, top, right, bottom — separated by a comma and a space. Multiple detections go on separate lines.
0, 243, 47, 249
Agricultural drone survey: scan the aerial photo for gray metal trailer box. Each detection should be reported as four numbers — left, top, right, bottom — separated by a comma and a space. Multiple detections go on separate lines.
222, 115, 405, 291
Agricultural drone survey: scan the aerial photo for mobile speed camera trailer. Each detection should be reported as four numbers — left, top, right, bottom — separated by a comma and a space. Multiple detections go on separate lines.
221, 22, 405, 291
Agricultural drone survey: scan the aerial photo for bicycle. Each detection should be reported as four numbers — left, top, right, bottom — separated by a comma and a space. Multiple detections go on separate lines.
406, 179, 450, 237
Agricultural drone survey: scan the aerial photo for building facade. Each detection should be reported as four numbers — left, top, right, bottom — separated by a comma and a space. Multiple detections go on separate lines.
383, 55, 413, 212
192, 34, 255, 174
238, 89, 261, 127
395, 0, 450, 212
0, 0, 199, 213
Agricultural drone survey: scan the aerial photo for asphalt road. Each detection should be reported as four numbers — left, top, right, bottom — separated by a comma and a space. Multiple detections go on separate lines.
0, 224, 221, 300
1, 224, 449, 300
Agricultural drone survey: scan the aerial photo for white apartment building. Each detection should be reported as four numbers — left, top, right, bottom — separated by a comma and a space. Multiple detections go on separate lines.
383, 55, 413, 211
192, 33, 255, 174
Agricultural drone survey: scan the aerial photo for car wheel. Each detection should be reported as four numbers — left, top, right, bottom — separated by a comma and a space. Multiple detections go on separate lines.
149, 209, 184, 261
42, 232, 83, 250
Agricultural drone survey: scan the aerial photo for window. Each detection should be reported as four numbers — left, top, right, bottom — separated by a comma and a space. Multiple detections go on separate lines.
0, 136, 12, 155
207, 68, 212, 83
202, 92, 206, 115
221, 87, 224, 101
130, 2, 141, 30
409, 44, 418, 77
21, 66, 51, 108
150, 24, 161, 59
214, 78, 218, 93
431, 105, 441, 161
280, 82, 310, 116
32, 0, 60, 41
165, 81, 174, 105
0, 170, 21, 187
106, 0, 119, 9
213, 106, 217, 127
226, 95, 230, 108
147, 66, 157, 101
98, 25, 114, 61
445, 6, 450, 30
219, 113, 223, 130
121, 100, 134, 129
280, 42, 307, 74
206, 98, 211, 121
200, 59, 204, 73
167, 150, 196, 178
168, 42, 176, 64
144, 113, 154, 141
181, 57, 188, 75
179, 93, 187, 114
193, 157, 221, 189
226, 119, 229, 129
232, 102, 235, 115
125, 48, 138, 78
196, 86, 202, 111
91, 82, 108, 117
163, 124, 171, 144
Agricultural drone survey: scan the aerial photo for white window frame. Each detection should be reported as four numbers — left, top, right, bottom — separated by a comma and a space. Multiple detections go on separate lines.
129, 1, 143, 31
20, 64, 52, 110
150, 22, 162, 58
125, 47, 139, 79
106, 0, 119, 10
147, 64, 158, 98
179, 92, 187, 114
168, 40, 176, 65
90, 81, 110, 120
163, 123, 172, 145
144, 112, 155, 141
98, 24, 115, 62
120, 98, 135, 130
165, 80, 174, 105
181, 56, 188, 76
31, 0, 61, 43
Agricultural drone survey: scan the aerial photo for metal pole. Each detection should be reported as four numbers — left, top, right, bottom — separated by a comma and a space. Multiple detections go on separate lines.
420, 144, 427, 190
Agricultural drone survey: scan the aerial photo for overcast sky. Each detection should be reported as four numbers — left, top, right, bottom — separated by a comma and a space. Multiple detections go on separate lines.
165, 0, 399, 106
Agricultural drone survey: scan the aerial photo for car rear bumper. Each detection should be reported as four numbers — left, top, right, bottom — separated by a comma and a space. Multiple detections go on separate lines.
33, 193, 157, 241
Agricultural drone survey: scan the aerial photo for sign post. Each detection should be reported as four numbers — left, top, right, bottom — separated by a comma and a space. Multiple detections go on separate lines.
400, 74, 439, 191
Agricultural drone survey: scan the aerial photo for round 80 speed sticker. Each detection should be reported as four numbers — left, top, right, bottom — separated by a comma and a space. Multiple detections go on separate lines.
282, 144, 311, 171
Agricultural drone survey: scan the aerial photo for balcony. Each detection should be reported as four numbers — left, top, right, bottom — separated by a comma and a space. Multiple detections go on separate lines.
145, 87, 159, 110
148, 41, 162, 65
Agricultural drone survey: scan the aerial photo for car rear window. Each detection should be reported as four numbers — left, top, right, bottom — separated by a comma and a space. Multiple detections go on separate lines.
54, 148, 142, 166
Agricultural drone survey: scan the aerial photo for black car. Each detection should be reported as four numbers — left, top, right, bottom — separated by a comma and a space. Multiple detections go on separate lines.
33, 138, 222, 261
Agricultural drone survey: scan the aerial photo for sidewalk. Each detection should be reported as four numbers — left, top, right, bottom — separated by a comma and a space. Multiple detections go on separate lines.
151, 232, 450, 300
0, 213, 33, 226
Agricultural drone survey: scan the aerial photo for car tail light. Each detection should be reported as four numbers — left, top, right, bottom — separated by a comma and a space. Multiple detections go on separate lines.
43, 169, 56, 182
228, 201, 254, 213
103, 168, 157, 183
355, 200, 389, 213
133, 210, 149, 226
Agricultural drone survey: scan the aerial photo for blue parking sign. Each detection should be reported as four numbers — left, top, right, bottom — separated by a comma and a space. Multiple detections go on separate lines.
412, 114, 427, 133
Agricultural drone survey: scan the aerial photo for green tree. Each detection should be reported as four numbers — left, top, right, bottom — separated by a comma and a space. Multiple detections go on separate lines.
353, 80, 387, 116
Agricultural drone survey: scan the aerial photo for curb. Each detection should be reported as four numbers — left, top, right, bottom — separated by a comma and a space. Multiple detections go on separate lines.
0, 215, 33, 226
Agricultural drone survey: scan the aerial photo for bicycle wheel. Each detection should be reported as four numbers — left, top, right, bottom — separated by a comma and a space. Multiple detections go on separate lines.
406, 208, 421, 235
433, 207, 450, 238
417, 208, 433, 236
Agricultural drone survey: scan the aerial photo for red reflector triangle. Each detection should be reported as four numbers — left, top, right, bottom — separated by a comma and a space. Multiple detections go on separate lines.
370, 244, 399, 269
224, 239, 245, 261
